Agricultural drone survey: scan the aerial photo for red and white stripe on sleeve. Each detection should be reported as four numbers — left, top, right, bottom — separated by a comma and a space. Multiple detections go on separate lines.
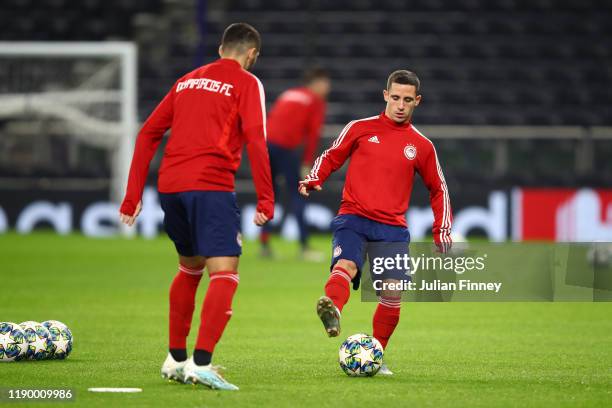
241, 73, 267, 141
411, 125, 453, 248
241, 73, 275, 219
253, 75, 267, 140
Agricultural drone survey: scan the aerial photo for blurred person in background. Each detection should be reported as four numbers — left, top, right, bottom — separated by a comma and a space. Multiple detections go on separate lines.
259, 67, 331, 260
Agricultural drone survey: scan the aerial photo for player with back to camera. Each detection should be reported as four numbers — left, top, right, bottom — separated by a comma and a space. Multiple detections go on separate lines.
119, 23, 274, 391
259, 68, 331, 260
299, 70, 453, 375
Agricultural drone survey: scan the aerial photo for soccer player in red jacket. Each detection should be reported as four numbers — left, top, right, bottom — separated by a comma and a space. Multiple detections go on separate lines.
119, 23, 273, 390
260, 68, 330, 259
299, 70, 452, 375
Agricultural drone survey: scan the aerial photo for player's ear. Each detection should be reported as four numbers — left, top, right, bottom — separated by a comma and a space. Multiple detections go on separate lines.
247, 47, 258, 60
383, 89, 389, 102
218, 45, 223, 57
415, 94, 422, 106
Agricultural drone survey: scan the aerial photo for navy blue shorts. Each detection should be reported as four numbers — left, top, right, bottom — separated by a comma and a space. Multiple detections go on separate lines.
159, 191, 242, 258
330, 214, 410, 290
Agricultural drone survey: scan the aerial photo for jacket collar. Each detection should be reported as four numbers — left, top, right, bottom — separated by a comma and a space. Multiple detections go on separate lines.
379, 112, 412, 129
217, 58, 242, 69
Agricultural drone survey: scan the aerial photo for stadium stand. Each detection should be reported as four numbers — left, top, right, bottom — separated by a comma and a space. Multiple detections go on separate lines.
0, 0, 609, 187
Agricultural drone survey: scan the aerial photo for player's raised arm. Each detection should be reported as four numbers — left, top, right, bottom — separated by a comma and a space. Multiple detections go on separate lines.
241, 75, 274, 224
416, 139, 453, 252
299, 120, 358, 196
119, 85, 175, 223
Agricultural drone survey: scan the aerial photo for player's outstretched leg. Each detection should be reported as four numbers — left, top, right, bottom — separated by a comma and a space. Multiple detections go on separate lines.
164, 262, 204, 381
317, 263, 354, 337
373, 294, 401, 376
316, 295, 341, 337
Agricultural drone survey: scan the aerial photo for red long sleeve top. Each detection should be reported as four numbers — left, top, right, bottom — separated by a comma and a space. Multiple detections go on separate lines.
120, 58, 274, 219
306, 113, 452, 245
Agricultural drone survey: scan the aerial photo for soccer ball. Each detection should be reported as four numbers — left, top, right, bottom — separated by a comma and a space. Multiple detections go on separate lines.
0, 322, 28, 362
19, 321, 53, 360
338, 333, 384, 377
42, 320, 73, 359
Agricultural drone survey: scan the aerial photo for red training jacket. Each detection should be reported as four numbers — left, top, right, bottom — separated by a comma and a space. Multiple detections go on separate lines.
266, 87, 326, 165
120, 58, 274, 219
306, 113, 452, 245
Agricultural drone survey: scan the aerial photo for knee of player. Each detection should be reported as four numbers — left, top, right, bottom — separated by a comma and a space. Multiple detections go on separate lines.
335, 259, 358, 278
380, 278, 404, 298
179, 255, 206, 271
206, 256, 239, 274
380, 289, 403, 299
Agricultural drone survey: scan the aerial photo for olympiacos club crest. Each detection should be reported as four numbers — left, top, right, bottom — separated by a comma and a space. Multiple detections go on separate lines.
404, 144, 417, 160
333, 245, 342, 258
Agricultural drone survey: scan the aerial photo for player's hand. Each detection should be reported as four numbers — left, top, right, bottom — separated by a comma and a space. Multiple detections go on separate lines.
298, 180, 322, 197
253, 211, 269, 226
119, 200, 142, 227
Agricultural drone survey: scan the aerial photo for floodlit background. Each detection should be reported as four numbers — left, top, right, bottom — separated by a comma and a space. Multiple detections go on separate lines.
0, 0, 610, 242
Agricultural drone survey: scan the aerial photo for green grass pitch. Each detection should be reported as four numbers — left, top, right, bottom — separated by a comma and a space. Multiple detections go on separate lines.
1, 233, 611, 407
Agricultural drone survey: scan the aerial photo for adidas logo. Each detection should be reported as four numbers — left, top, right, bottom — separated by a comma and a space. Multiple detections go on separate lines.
368, 135, 380, 143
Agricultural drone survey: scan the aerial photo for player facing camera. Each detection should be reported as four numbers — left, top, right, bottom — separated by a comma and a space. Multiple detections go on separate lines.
300, 70, 452, 376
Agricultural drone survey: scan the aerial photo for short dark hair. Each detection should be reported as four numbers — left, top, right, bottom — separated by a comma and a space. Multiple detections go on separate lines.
303, 67, 330, 85
221, 23, 261, 53
387, 70, 420, 92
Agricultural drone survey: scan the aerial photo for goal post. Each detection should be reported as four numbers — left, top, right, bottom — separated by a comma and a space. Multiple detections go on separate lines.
0, 42, 138, 220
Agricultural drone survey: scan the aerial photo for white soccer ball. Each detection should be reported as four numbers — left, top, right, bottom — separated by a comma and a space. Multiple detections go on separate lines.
41, 320, 73, 359
338, 333, 384, 377
19, 321, 53, 360
0, 322, 28, 362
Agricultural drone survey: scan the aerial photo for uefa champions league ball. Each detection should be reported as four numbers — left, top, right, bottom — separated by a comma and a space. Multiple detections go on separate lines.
42, 320, 73, 359
0, 322, 28, 362
338, 333, 384, 377
19, 321, 54, 360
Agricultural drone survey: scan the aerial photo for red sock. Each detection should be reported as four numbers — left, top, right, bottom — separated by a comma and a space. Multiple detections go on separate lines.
169, 264, 203, 349
324, 266, 351, 312
260, 231, 270, 245
372, 297, 401, 349
195, 271, 239, 353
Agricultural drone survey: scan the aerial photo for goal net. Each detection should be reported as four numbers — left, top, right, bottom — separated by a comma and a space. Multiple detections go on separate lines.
0, 42, 137, 207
